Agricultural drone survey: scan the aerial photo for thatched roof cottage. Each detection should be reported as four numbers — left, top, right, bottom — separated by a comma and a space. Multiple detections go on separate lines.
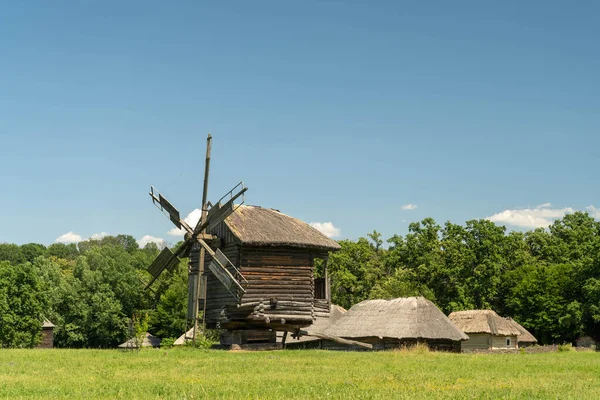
321, 297, 468, 352
505, 317, 537, 347
449, 310, 521, 351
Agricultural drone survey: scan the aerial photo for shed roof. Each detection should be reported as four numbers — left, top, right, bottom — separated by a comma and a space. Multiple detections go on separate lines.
174, 328, 195, 345
448, 310, 521, 336
505, 317, 537, 343
323, 297, 468, 341
42, 319, 55, 328
223, 205, 341, 251
118, 332, 161, 348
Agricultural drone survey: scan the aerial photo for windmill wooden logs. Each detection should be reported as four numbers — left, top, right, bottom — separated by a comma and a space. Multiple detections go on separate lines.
196, 205, 341, 334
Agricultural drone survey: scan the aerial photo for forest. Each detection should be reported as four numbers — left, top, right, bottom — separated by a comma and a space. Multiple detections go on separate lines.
0, 211, 598, 348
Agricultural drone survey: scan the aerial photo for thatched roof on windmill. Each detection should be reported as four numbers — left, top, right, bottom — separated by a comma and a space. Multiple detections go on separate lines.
118, 332, 161, 348
448, 310, 521, 336
323, 297, 468, 341
505, 317, 537, 344
221, 205, 341, 251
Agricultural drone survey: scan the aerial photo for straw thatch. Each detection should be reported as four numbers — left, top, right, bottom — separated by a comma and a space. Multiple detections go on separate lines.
323, 297, 468, 341
174, 328, 195, 345
118, 332, 161, 348
224, 205, 341, 251
448, 310, 521, 336
505, 317, 537, 344
41, 319, 55, 328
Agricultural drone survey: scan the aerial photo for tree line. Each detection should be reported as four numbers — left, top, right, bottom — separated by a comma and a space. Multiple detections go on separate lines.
326, 212, 599, 344
1, 212, 598, 347
0, 235, 187, 348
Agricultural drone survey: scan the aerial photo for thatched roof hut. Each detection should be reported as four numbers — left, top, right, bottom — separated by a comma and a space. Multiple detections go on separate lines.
38, 319, 56, 349
223, 205, 341, 250
118, 332, 161, 349
174, 328, 194, 346
321, 297, 468, 352
449, 310, 520, 350
505, 317, 537, 346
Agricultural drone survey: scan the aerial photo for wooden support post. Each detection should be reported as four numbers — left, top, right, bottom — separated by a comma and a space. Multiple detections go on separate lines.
192, 134, 212, 346
323, 257, 330, 304
281, 331, 288, 349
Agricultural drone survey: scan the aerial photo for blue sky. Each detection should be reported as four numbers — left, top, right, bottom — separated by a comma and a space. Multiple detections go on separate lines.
1, 1, 599, 246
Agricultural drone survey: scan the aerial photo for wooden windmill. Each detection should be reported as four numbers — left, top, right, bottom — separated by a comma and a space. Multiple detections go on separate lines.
146, 134, 247, 336
146, 134, 349, 349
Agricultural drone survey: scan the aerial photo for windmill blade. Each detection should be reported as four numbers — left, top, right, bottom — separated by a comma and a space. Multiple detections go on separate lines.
197, 238, 247, 302
150, 186, 194, 233
145, 238, 195, 289
145, 247, 180, 289
198, 182, 248, 232
148, 247, 178, 278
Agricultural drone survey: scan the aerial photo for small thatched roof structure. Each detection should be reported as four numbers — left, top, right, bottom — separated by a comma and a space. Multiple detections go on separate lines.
505, 317, 537, 344
223, 205, 340, 251
42, 319, 55, 328
279, 305, 347, 344
448, 310, 521, 336
174, 328, 196, 345
323, 297, 468, 341
118, 332, 161, 348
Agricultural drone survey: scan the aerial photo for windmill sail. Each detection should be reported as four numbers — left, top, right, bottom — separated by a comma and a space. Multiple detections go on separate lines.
146, 247, 180, 287
207, 248, 246, 302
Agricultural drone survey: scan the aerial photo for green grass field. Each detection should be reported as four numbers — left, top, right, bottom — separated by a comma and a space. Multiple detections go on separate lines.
0, 348, 598, 399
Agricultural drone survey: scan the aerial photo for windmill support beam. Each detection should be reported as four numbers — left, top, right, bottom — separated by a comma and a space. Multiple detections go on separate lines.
192, 134, 212, 345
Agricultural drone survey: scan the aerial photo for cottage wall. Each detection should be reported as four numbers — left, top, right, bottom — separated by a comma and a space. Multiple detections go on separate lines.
491, 335, 518, 349
461, 333, 518, 351
461, 333, 491, 350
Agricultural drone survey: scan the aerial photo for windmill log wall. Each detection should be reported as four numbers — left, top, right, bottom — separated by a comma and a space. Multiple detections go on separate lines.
199, 244, 330, 329
200, 242, 241, 324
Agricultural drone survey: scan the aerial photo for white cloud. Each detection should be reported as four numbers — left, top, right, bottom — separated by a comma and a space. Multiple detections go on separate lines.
167, 208, 202, 237
137, 235, 168, 249
401, 204, 418, 211
487, 204, 575, 229
90, 232, 109, 240
55, 231, 83, 244
586, 205, 600, 218
309, 222, 341, 238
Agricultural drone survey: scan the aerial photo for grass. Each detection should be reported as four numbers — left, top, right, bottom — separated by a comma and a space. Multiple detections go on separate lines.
0, 348, 598, 399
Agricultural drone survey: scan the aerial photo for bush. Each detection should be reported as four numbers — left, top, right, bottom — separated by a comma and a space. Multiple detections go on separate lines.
160, 337, 175, 348
557, 343, 573, 352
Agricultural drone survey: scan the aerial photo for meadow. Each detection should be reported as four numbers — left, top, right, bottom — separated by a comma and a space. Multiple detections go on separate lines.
0, 348, 598, 399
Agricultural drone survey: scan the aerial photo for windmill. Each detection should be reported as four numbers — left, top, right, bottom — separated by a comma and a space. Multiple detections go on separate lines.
145, 135, 352, 350
145, 134, 247, 338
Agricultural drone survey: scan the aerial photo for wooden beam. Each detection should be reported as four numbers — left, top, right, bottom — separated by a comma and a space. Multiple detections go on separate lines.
298, 330, 373, 349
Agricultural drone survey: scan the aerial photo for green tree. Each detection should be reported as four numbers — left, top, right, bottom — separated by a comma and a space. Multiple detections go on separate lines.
47, 243, 79, 260
150, 266, 188, 338
20, 243, 47, 263
0, 261, 48, 348
0, 243, 25, 264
